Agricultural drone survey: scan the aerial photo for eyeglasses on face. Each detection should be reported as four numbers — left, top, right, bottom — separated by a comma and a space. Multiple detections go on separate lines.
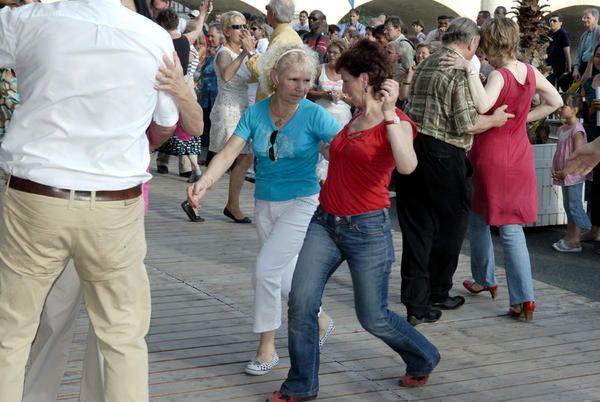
308, 16, 320, 21
268, 130, 279, 161
230, 24, 247, 30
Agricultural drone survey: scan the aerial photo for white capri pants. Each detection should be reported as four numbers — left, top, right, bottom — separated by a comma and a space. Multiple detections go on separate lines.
252, 194, 319, 333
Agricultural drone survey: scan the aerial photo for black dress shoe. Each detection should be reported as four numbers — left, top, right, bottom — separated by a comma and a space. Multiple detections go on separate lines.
407, 309, 442, 327
181, 201, 205, 222
431, 296, 466, 310
179, 171, 192, 178
156, 165, 168, 174
223, 207, 252, 224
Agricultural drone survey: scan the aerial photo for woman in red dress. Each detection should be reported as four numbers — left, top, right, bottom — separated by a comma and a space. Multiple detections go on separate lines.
441, 18, 562, 320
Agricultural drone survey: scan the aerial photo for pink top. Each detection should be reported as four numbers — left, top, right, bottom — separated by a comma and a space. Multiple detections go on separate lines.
552, 122, 592, 186
174, 118, 192, 141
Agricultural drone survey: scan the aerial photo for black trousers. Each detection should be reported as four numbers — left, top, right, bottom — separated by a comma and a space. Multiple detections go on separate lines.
395, 135, 472, 317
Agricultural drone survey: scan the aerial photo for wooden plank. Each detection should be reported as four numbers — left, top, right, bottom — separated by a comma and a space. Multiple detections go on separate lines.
55, 162, 600, 401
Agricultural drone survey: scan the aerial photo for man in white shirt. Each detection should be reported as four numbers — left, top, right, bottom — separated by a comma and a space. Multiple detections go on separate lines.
0, 1, 178, 401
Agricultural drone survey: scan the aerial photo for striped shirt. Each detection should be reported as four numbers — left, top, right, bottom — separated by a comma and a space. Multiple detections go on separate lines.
405, 46, 479, 150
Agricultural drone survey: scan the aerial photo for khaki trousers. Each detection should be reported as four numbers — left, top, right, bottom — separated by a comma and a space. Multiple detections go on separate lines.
0, 184, 150, 402
24, 261, 104, 402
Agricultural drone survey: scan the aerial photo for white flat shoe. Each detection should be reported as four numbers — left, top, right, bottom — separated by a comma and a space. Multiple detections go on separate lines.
244, 353, 279, 376
319, 318, 335, 349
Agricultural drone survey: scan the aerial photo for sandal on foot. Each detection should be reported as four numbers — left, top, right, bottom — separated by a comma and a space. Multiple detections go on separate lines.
552, 239, 581, 253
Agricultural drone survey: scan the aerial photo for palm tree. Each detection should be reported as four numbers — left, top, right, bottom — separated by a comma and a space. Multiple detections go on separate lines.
511, 0, 551, 68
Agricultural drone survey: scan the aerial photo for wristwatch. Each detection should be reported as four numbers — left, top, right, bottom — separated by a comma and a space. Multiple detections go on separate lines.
248, 50, 257, 57
384, 115, 401, 125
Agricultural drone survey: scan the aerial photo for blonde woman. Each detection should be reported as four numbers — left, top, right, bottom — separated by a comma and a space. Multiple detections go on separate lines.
208, 11, 256, 223
188, 43, 341, 375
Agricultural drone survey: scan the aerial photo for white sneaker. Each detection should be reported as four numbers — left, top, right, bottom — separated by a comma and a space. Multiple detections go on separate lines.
244, 353, 279, 376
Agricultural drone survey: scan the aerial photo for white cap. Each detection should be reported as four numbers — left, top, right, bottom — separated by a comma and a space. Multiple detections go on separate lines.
189, 10, 200, 18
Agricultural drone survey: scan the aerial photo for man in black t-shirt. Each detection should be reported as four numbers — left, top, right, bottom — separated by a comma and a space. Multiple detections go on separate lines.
546, 13, 571, 87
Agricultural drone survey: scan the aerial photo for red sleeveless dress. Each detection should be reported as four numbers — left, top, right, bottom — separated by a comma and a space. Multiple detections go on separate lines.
469, 64, 538, 226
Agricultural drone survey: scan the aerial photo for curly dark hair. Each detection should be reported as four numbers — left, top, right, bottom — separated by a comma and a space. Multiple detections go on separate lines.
155, 9, 179, 31
335, 39, 391, 92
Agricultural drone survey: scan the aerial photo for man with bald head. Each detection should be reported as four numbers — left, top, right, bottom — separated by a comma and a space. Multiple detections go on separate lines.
302, 9, 329, 63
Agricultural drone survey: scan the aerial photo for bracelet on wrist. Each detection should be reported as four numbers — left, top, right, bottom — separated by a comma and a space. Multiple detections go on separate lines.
402, 81, 411, 85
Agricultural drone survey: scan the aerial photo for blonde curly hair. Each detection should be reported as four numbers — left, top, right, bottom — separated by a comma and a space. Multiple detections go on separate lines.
258, 43, 319, 94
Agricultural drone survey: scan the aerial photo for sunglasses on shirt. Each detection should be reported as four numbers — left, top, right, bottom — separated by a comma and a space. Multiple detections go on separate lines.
230, 24, 247, 30
268, 130, 279, 162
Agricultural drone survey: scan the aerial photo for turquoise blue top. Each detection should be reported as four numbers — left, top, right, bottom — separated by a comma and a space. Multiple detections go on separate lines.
235, 98, 342, 201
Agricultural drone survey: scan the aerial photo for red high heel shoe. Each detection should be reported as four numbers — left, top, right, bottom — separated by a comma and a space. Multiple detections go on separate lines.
509, 301, 535, 321
462, 280, 498, 299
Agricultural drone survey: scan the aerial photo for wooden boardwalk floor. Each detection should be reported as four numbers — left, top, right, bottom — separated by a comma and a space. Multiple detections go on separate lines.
58, 165, 600, 402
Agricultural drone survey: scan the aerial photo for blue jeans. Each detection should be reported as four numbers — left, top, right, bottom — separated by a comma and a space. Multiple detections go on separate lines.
562, 183, 592, 230
469, 212, 534, 305
281, 207, 440, 398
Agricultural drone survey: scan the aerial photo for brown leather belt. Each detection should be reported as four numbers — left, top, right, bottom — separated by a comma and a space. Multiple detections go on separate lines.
8, 176, 142, 201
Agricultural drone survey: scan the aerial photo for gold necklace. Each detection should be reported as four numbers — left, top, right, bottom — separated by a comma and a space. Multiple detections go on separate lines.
271, 101, 299, 129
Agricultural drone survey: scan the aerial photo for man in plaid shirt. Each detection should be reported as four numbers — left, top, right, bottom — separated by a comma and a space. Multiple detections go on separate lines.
396, 17, 513, 326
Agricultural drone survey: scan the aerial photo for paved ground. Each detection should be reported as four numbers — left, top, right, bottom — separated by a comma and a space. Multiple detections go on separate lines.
56, 165, 600, 401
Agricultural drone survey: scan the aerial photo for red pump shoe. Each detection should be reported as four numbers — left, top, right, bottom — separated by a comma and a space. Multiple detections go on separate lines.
463, 280, 498, 299
266, 390, 317, 402
399, 373, 430, 388
509, 301, 535, 321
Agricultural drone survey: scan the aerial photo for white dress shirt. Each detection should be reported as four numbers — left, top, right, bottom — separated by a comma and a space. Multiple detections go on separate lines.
0, 0, 179, 190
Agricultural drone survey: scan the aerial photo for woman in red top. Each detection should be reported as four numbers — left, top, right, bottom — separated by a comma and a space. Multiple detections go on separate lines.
266, 40, 440, 402
441, 18, 562, 320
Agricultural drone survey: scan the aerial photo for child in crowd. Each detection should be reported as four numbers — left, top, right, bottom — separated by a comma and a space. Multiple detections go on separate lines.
552, 93, 593, 252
